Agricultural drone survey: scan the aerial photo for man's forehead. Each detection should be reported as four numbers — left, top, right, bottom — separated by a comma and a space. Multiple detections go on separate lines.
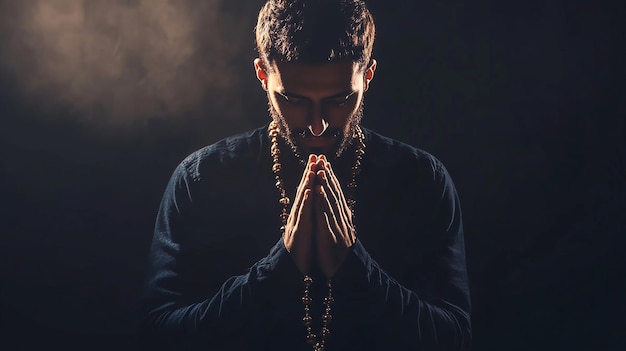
270, 60, 361, 92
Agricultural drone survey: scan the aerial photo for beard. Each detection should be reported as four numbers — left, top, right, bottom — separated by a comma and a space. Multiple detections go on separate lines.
267, 100, 364, 160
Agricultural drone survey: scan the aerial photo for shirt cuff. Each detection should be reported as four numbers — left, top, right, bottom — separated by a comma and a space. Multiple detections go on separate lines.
250, 238, 303, 299
331, 239, 372, 294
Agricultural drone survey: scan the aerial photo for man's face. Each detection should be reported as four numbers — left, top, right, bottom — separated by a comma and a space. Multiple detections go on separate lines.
255, 59, 376, 158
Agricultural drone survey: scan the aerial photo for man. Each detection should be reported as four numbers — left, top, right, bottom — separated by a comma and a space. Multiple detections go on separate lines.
141, 0, 471, 350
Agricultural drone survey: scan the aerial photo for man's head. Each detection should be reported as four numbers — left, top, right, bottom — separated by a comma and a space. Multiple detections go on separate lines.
253, 0, 377, 158
255, 0, 376, 73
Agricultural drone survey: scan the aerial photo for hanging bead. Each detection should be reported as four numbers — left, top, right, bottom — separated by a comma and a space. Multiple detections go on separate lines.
304, 276, 313, 286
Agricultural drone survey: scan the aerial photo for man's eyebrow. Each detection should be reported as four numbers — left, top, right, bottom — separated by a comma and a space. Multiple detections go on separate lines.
327, 90, 356, 99
277, 90, 306, 99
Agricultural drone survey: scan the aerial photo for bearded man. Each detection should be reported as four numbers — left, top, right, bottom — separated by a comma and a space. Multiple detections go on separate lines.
141, 1, 471, 350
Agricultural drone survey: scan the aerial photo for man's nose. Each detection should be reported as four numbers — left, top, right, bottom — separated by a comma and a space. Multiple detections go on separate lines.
307, 103, 328, 137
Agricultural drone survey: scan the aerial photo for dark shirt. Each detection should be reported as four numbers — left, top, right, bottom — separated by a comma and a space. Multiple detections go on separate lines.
141, 124, 471, 350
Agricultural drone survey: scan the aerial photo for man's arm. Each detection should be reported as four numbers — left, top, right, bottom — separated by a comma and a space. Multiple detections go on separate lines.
331, 156, 471, 350
140, 163, 301, 350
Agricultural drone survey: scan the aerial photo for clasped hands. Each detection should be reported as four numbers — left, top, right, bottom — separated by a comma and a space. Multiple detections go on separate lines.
283, 154, 356, 278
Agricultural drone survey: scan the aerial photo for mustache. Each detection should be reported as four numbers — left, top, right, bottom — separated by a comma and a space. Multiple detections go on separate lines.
290, 128, 343, 139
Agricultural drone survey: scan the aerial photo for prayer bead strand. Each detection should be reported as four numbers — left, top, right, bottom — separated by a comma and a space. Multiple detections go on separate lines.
268, 120, 365, 350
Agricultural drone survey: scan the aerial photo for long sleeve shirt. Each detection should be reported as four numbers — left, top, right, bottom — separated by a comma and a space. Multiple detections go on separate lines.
140, 124, 471, 350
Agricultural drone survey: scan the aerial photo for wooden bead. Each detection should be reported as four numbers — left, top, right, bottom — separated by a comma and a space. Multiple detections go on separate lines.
304, 276, 313, 286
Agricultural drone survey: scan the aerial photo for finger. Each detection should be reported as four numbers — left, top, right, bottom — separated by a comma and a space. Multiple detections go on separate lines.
316, 156, 349, 219
316, 169, 340, 213
325, 162, 352, 222
315, 186, 337, 244
314, 156, 332, 193
289, 169, 316, 228
292, 188, 313, 274
321, 177, 356, 246
317, 185, 344, 244
289, 155, 317, 223
317, 169, 350, 232
296, 154, 317, 194
313, 156, 325, 175
295, 188, 313, 229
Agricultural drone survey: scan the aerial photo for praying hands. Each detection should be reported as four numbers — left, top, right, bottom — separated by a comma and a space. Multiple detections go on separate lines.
282, 154, 357, 278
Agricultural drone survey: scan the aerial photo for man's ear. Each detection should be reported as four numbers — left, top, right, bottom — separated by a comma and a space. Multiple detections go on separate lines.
364, 59, 377, 92
254, 58, 268, 91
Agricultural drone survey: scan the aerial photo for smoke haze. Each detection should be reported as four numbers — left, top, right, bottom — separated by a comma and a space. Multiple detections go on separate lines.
0, 0, 261, 129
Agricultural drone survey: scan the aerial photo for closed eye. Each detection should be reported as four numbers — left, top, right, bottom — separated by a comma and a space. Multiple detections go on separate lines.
332, 95, 350, 106
277, 92, 304, 105
329, 92, 355, 107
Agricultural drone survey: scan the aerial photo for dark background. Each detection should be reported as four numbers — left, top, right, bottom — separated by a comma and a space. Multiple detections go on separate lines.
1, 1, 624, 350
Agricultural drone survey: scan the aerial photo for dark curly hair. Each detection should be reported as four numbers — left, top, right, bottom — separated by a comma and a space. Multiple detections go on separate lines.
255, 0, 376, 72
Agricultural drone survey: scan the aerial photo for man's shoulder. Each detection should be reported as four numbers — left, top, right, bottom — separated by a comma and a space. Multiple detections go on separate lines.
361, 127, 457, 199
362, 127, 446, 175
177, 125, 268, 181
